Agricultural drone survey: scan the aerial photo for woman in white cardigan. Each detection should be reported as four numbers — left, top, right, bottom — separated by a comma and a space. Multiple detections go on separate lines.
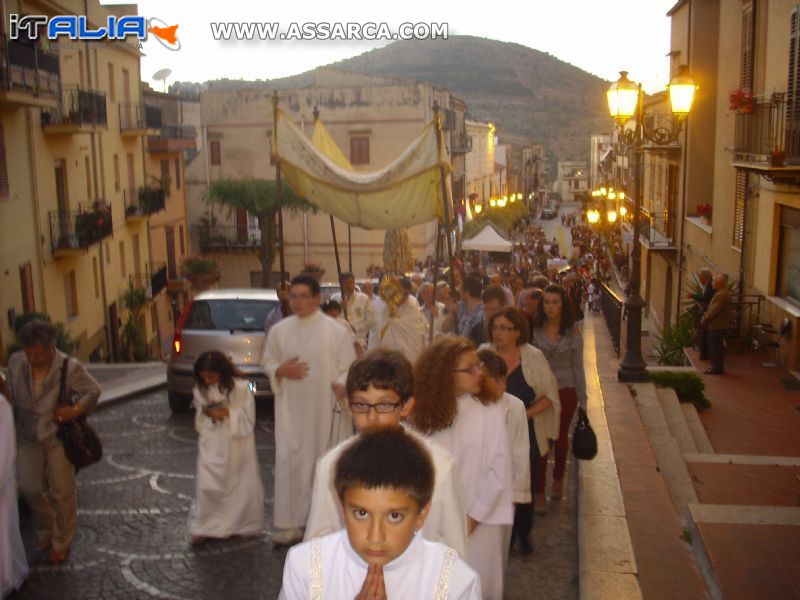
479, 306, 559, 556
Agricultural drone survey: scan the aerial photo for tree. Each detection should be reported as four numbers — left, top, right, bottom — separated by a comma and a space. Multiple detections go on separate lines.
205, 178, 317, 287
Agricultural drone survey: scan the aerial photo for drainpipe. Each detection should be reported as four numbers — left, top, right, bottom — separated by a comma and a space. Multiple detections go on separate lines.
25, 108, 47, 314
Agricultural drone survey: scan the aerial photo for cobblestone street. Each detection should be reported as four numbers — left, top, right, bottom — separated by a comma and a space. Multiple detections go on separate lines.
11, 386, 577, 599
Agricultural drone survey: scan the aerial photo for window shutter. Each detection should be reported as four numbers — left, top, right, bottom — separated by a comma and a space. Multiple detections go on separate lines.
0, 124, 9, 198
210, 140, 221, 165
740, 3, 754, 92
733, 169, 747, 250
787, 6, 800, 153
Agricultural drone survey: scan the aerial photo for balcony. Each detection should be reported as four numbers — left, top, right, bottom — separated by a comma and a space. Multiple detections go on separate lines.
130, 262, 167, 298
119, 102, 162, 136
41, 86, 107, 133
124, 186, 166, 221
50, 205, 113, 256
733, 92, 800, 184
451, 132, 472, 154
0, 34, 60, 107
196, 224, 261, 252
146, 124, 197, 153
621, 199, 677, 251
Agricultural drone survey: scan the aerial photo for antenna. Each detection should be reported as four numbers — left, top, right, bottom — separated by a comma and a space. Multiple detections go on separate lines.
152, 68, 172, 93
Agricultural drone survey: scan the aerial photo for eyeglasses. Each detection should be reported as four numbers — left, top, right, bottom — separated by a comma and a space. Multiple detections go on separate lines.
349, 401, 404, 414
289, 293, 314, 301
491, 324, 517, 332
453, 362, 484, 375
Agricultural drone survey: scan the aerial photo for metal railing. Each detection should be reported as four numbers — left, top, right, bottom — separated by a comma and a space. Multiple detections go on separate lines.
195, 224, 261, 250
733, 92, 799, 165
0, 33, 60, 96
158, 124, 195, 139
129, 262, 167, 297
41, 86, 106, 127
601, 282, 624, 356
124, 187, 166, 218
118, 102, 162, 131
451, 132, 472, 154
49, 204, 113, 252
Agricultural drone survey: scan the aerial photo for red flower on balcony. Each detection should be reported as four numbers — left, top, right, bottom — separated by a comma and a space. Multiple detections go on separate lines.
696, 203, 712, 218
728, 89, 754, 113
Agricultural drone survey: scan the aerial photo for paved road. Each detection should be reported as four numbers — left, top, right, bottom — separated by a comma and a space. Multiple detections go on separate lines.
12, 378, 577, 599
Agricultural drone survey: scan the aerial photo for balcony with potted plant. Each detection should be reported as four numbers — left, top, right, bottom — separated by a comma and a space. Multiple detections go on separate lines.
125, 185, 166, 221
50, 203, 113, 257
182, 257, 221, 291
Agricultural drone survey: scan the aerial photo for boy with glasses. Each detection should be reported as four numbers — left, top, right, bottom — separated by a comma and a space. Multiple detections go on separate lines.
304, 349, 468, 558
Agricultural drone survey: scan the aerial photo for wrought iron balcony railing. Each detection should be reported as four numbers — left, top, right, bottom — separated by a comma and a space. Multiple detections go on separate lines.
118, 102, 162, 131
0, 33, 60, 99
621, 198, 676, 249
50, 204, 113, 253
451, 132, 472, 154
129, 262, 167, 297
124, 186, 166, 219
196, 224, 261, 251
733, 92, 799, 166
41, 86, 107, 128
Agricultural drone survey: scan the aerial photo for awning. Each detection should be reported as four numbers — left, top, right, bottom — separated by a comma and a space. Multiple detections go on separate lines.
462, 223, 513, 252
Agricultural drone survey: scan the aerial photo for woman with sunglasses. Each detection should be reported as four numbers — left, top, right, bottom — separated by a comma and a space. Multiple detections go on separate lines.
480, 307, 559, 555
532, 285, 587, 512
409, 337, 512, 600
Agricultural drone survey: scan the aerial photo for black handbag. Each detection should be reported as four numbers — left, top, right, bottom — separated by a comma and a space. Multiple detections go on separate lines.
572, 407, 597, 460
57, 358, 102, 472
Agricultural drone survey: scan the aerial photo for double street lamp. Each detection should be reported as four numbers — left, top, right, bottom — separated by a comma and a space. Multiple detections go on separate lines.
606, 66, 697, 382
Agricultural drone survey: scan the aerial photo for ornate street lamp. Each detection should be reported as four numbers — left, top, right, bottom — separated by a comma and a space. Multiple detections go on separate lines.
607, 68, 697, 382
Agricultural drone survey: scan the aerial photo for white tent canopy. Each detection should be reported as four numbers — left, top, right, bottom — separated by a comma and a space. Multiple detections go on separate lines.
462, 224, 513, 253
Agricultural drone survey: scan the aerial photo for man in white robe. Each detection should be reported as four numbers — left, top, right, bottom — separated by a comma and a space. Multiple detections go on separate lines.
1, 390, 28, 597
262, 275, 357, 546
371, 293, 424, 363
332, 272, 375, 352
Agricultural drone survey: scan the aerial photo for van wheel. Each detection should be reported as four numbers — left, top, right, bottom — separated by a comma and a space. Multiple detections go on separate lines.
168, 392, 192, 413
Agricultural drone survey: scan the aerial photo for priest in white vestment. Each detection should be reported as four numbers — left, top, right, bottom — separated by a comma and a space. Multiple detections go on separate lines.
371, 292, 424, 363
188, 378, 264, 541
1, 391, 28, 597
262, 275, 357, 545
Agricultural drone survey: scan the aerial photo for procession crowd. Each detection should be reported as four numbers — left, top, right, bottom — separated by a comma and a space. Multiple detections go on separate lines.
2, 208, 603, 599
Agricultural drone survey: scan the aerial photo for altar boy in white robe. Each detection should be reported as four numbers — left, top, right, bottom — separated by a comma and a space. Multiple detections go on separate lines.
262, 274, 357, 546
304, 349, 468, 558
410, 337, 514, 600
280, 428, 481, 599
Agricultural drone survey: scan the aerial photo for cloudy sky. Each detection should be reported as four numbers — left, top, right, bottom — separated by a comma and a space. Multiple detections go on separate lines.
105, 0, 677, 93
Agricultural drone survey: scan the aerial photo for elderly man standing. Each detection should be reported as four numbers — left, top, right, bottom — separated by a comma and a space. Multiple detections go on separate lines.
8, 319, 100, 563
688, 268, 715, 360
700, 273, 732, 375
333, 272, 375, 353
262, 275, 357, 546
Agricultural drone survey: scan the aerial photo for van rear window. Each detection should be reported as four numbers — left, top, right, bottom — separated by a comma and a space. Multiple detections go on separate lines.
184, 299, 278, 331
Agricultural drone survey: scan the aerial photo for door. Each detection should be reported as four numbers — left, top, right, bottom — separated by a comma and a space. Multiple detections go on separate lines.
54, 160, 69, 241
121, 67, 131, 127
126, 153, 135, 202
235, 207, 248, 243
109, 302, 120, 362
132, 233, 141, 279
166, 227, 177, 280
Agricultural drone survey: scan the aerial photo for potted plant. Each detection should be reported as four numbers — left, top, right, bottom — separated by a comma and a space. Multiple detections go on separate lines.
770, 149, 786, 168
182, 256, 221, 290
696, 203, 712, 225
300, 261, 325, 281
729, 89, 754, 114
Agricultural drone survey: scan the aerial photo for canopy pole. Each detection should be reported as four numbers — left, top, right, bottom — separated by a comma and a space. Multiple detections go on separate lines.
272, 92, 286, 287
432, 101, 456, 289
428, 223, 442, 343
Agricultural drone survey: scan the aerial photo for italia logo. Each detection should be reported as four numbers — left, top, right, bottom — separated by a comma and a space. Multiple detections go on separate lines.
9, 14, 180, 51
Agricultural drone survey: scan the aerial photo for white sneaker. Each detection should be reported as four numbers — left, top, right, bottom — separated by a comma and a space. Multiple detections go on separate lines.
271, 527, 304, 546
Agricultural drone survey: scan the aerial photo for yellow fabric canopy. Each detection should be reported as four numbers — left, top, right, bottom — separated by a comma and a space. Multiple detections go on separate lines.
273, 109, 451, 230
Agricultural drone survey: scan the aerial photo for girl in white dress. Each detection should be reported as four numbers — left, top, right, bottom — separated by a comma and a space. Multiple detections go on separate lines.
188, 352, 264, 545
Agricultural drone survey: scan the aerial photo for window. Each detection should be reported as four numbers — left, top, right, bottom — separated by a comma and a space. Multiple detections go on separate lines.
160, 159, 171, 195
733, 170, 747, 250
92, 256, 100, 299
64, 270, 78, 318
788, 7, 800, 155
84, 156, 92, 200
108, 63, 115, 102
350, 135, 370, 165
119, 240, 126, 277
777, 205, 800, 305
174, 157, 181, 189
740, 3, 755, 91
113, 155, 120, 193
0, 124, 8, 198
210, 140, 221, 165
179, 225, 185, 255
19, 263, 34, 312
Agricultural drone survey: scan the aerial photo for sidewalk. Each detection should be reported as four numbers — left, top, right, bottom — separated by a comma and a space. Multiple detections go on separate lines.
586, 313, 800, 599
85, 361, 167, 406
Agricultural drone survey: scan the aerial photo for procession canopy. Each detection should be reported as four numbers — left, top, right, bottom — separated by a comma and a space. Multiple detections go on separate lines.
273, 108, 452, 230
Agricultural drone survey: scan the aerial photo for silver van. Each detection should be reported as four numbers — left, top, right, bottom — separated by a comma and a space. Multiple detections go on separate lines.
167, 288, 279, 412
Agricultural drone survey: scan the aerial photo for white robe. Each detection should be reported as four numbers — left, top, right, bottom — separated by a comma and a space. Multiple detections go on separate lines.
1, 393, 28, 596
426, 394, 513, 600
371, 296, 425, 363
303, 426, 469, 558
500, 392, 531, 573
188, 379, 264, 538
279, 529, 481, 600
262, 310, 357, 528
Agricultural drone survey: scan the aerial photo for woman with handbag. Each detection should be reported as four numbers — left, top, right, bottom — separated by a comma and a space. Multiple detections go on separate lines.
8, 319, 101, 564
479, 307, 560, 556
531, 284, 588, 512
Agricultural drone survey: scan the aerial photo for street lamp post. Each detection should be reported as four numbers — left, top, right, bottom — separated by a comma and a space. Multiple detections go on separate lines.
607, 67, 696, 382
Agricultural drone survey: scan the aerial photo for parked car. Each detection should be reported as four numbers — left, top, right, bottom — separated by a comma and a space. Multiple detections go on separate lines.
167, 288, 279, 412
541, 205, 558, 219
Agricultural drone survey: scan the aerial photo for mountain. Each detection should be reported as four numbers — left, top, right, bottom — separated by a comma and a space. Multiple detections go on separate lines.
173, 36, 612, 162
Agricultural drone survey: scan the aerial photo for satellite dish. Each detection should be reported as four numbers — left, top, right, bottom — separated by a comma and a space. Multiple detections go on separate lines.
153, 68, 172, 92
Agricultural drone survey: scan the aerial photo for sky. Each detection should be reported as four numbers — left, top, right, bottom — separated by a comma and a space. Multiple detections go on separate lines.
103, 0, 678, 94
